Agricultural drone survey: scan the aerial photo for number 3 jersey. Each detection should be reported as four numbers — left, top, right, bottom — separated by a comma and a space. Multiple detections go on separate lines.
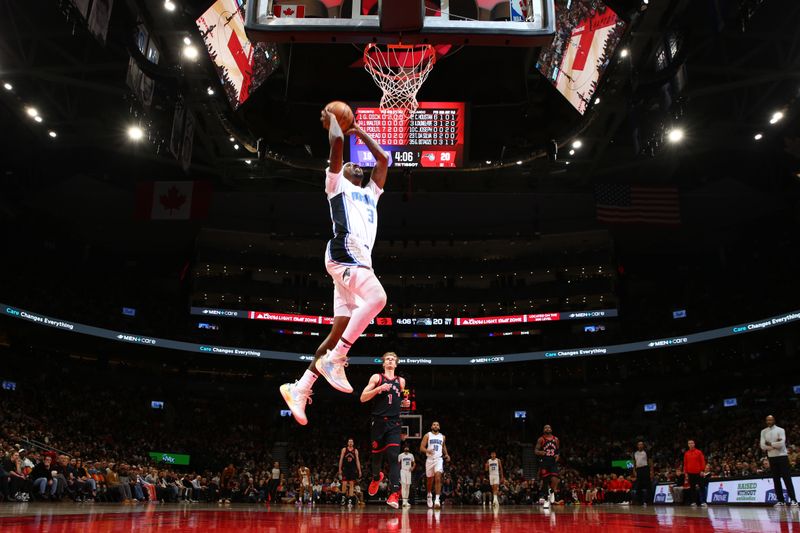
425, 432, 445, 460
325, 167, 383, 269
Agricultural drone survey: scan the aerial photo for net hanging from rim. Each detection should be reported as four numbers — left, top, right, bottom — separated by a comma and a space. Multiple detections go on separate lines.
363, 43, 436, 117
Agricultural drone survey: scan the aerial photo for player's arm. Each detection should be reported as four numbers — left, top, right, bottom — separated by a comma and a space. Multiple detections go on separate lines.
411, 457, 416, 471
322, 109, 345, 174
355, 449, 362, 478
348, 123, 389, 189
534, 438, 545, 456
442, 436, 450, 462
555, 438, 560, 463
360, 374, 390, 403
420, 433, 429, 454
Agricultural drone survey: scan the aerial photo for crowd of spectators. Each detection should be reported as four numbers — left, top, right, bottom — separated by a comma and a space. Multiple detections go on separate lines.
1, 342, 798, 507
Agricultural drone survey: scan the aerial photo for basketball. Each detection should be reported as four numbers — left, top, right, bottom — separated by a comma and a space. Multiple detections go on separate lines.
324, 100, 354, 132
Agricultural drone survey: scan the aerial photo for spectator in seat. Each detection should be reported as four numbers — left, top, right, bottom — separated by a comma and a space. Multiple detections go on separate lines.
31, 455, 58, 500
4, 451, 32, 501
106, 462, 132, 503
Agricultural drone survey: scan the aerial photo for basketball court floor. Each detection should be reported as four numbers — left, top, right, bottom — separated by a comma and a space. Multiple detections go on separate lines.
1, 504, 798, 532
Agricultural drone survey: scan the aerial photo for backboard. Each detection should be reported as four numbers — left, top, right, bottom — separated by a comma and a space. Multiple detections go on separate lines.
245, 0, 556, 46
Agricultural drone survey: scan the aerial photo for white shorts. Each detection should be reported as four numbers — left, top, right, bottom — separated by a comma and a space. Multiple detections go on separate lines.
401, 470, 412, 486
489, 474, 500, 486
425, 457, 444, 477
326, 259, 381, 318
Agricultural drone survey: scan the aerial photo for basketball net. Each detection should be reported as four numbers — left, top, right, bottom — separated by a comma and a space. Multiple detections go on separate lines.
363, 44, 436, 118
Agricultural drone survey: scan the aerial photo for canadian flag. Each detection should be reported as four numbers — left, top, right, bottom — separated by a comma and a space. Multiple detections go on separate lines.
134, 181, 211, 220
273, 5, 305, 18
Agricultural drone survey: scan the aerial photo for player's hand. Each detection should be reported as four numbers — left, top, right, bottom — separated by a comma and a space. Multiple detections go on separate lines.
344, 123, 360, 137
400, 399, 411, 409
320, 110, 336, 130
445, 455, 451, 463
379, 383, 392, 393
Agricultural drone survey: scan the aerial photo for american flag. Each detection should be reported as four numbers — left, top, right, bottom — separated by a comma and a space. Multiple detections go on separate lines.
595, 184, 681, 225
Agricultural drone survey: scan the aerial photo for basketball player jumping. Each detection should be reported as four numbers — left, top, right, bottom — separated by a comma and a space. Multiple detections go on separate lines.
281, 108, 390, 426
535, 424, 560, 510
360, 352, 410, 509
486, 451, 505, 506
420, 421, 450, 509
398, 444, 416, 508
339, 438, 362, 507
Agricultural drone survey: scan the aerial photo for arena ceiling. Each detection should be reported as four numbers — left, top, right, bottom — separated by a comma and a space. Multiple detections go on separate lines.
0, 0, 797, 189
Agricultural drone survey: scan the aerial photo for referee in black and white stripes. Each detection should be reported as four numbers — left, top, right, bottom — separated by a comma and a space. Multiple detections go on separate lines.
633, 441, 653, 506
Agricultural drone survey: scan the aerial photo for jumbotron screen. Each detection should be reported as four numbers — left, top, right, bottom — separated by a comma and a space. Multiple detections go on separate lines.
535, 1, 626, 114
348, 102, 467, 169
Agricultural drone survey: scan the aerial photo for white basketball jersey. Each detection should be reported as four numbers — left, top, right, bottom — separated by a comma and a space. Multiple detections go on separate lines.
399, 452, 414, 472
488, 458, 500, 475
325, 168, 383, 267
425, 432, 445, 460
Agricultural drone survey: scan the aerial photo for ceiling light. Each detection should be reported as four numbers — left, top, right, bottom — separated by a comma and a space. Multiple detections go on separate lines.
164, 1, 176, 12
233, 144, 240, 150
516, 160, 523, 165
48, 131, 57, 138
229, 137, 235, 142
183, 45, 199, 60
569, 149, 575, 156
25, 107, 38, 117
33, 116, 43, 123
769, 111, 784, 125
667, 128, 684, 143
485, 160, 491, 164
207, 87, 215, 96
620, 49, 629, 58
754, 133, 763, 141
572, 140, 582, 149
127, 126, 144, 141
244, 160, 252, 165
3, 82, 11, 91
594, 97, 600, 105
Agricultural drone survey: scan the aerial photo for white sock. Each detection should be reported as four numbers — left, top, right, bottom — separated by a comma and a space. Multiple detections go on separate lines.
435, 495, 440, 501
427, 492, 432, 497
297, 369, 318, 392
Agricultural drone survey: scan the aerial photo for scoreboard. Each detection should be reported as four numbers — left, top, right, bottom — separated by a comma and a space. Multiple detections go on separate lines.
348, 102, 467, 168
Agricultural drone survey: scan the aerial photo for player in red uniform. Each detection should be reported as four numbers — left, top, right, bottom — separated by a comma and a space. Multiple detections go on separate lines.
360, 352, 410, 509
534, 424, 561, 509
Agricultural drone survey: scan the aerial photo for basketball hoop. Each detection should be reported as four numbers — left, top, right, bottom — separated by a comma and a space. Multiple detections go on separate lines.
363, 43, 436, 117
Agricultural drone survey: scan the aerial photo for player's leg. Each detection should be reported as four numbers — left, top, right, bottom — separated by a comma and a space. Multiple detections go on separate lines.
280, 313, 350, 425
426, 460, 435, 508
384, 423, 402, 508
434, 469, 443, 509
492, 483, 499, 505
541, 473, 550, 509
368, 421, 386, 497
316, 264, 381, 393
401, 471, 410, 506
333, 267, 386, 354
549, 476, 559, 505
